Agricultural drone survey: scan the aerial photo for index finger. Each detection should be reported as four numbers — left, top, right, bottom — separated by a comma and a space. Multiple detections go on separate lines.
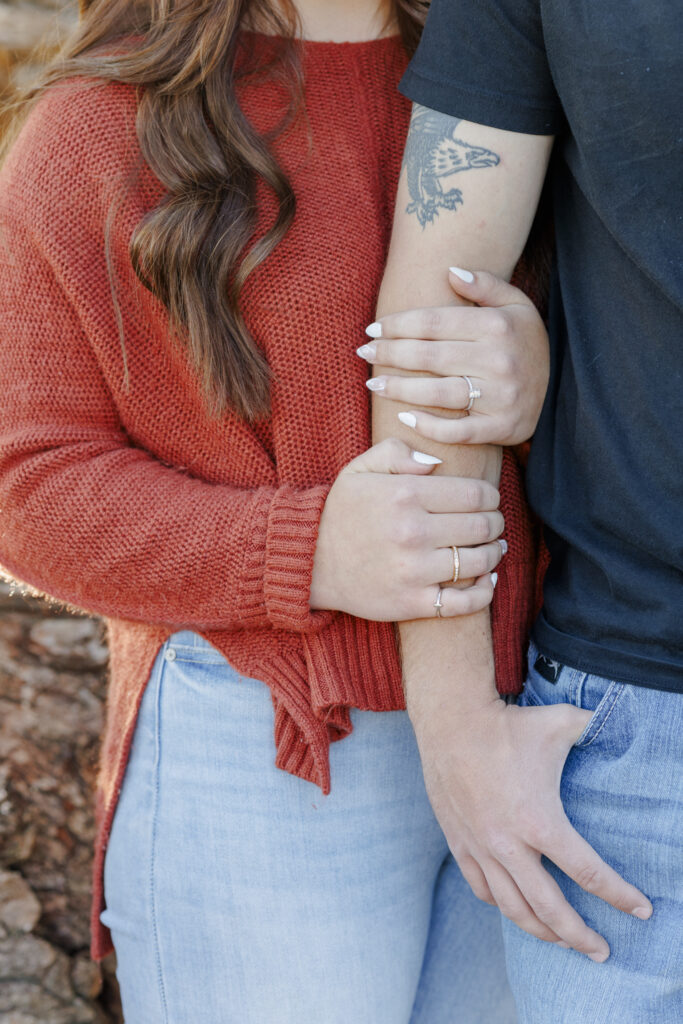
506, 850, 611, 961
549, 823, 653, 920
412, 474, 501, 513
367, 305, 500, 342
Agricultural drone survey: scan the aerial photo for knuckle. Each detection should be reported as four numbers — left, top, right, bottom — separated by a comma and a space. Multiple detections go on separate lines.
487, 831, 519, 862
390, 481, 418, 510
393, 514, 425, 548
432, 380, 453, 407
472, 547, 493, 577
488, 310, 512, 340
530, 897, 561, 925
474, 514, 492, 542
465, 480, 486, 510
422, 309, 443, 335
455, 419, 474, 443
521, 816, 553, 850
384, 436, 407, 460
396, 555, 421, 588
500, 379, 521, 406
492, 349, 517, 377
456, 588, 479, 615
574, 864, 603, 894
417, 340, 438, 372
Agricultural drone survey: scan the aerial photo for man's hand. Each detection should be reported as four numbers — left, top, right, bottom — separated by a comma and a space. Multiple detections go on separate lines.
410, 695, 654, 960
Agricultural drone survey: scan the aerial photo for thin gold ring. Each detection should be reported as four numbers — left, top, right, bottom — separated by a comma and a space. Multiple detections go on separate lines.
451, 545, 461, 584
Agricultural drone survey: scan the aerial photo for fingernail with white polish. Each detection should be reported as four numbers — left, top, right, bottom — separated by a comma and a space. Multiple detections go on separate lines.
412, 451, 442, 465
589, 949, 610, 964
356, 343, 377, 360
498, 538, 508, 555
449, 266, 475, 283
365, 322, 383, 338
398, 411, 417, 429
491, 572, 498, 588
366, 377, 386, 392
632, 906, 653, 920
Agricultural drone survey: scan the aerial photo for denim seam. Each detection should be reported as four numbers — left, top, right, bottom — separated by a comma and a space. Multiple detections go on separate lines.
149, 656, 170, 1024
568, 671, 580, 705
577, 683, 626, 748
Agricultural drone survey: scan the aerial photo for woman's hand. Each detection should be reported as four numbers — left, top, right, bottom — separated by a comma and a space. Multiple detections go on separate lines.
357, 268, 550, 446
310, 438, 504, 621
411, 696, 653, 960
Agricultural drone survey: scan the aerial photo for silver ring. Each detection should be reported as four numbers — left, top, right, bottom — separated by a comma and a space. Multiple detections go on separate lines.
462, 375, 482, 413
451, 545, 460, 584
433, 587, 444, 618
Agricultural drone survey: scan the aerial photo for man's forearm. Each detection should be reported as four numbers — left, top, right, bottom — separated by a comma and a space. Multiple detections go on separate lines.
373, 106, 552, 707
373, 275, 501, 712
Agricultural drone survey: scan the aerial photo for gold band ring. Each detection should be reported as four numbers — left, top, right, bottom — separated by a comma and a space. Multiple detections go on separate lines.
451, 545, 461, 584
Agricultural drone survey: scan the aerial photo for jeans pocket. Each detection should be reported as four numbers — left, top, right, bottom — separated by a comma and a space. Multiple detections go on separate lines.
523, 650, 627, 749
572, 680, 627, 748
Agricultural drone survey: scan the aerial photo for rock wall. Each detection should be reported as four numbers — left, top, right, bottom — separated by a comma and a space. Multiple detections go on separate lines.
0, 586, 122, 1023
1, 4, 122, 1021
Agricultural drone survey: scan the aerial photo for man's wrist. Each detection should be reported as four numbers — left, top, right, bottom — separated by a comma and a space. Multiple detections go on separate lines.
403, 668, 501, 733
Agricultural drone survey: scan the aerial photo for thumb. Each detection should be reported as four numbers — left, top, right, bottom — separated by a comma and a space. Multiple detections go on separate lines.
344, 437, 442, 476
541, 702, 593, 747
448, 266, 533, 309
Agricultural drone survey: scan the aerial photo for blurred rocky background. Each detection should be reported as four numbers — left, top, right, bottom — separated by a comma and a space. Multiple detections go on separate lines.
1, 6, 124, 1021
0, 584, 122, 1023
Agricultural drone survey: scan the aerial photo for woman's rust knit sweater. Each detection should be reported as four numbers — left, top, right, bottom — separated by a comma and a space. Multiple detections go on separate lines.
0, 35, 541, 962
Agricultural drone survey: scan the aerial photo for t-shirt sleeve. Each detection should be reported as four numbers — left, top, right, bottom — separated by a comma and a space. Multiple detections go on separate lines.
400, 0, 563, 135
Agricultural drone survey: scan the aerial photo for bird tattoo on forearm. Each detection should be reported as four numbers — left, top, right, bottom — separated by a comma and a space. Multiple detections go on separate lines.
403, 106, 500, 227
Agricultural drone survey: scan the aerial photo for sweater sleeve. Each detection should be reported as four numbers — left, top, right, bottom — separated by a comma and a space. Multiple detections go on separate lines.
0, 113, 332, 636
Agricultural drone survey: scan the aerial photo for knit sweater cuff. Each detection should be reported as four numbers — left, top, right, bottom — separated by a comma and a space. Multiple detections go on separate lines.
264, 484, 335, 633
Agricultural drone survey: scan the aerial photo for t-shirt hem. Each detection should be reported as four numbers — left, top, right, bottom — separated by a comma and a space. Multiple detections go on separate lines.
532, 615, 683, 694
399, 66, 563, 136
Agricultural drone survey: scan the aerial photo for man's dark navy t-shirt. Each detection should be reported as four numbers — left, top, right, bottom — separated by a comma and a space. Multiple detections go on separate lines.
400, 0, 683, 692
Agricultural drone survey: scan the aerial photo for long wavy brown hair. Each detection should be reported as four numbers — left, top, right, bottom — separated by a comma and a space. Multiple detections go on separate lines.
2, 0, 428, 420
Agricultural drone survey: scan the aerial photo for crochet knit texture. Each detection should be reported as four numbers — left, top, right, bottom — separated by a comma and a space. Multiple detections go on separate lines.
0, 35, 540, 961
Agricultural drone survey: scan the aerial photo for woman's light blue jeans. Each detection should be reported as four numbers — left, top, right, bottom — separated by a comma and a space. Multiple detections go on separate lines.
100, 630, 515, 1023
502, 640, 683, 1023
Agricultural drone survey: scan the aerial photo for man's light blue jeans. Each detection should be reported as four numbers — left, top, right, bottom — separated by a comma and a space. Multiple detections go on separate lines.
502, 640, 683, 1023
100, 630, 515, 1023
